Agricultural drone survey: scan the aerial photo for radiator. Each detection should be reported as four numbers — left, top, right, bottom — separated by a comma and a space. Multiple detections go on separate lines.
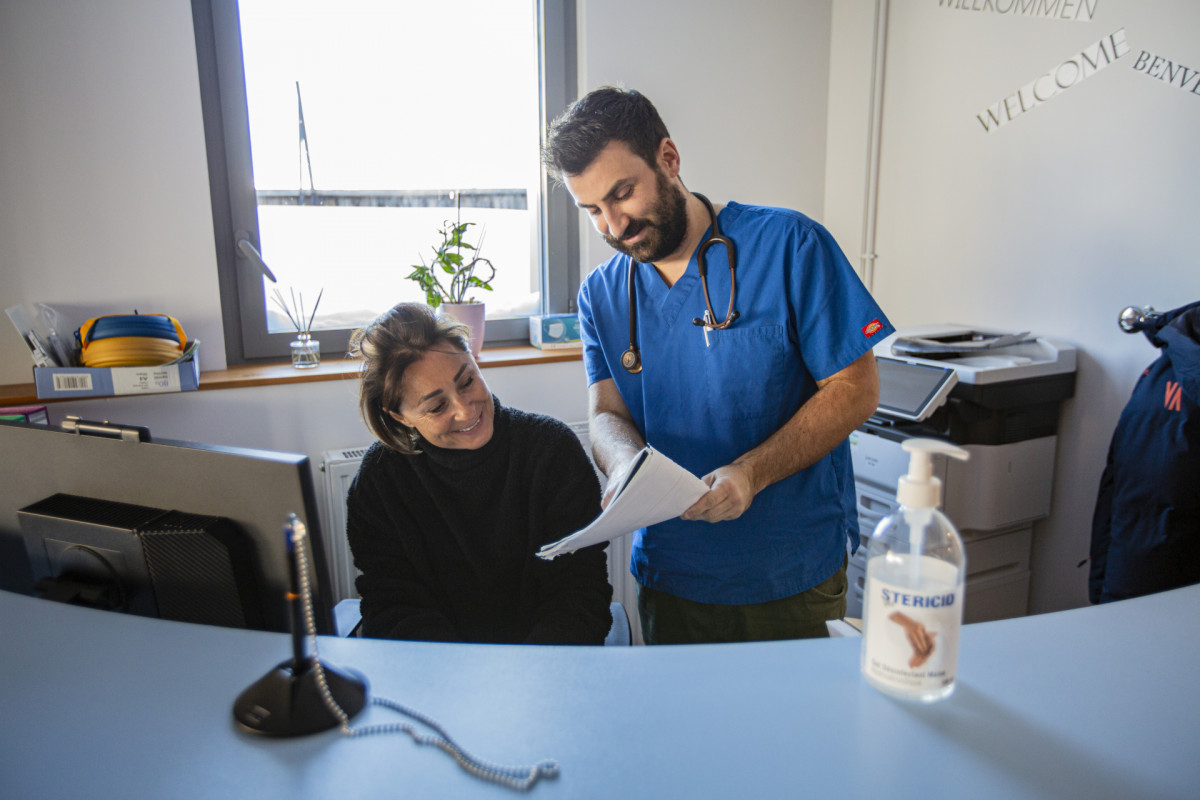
318, 445, 373, 603
319, 425, 642, 643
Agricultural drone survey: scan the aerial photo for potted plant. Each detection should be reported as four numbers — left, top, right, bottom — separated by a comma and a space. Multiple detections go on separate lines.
407, 213, 495, 356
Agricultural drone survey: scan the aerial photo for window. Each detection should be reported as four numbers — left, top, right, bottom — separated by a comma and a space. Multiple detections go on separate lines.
192, 0, 579, 363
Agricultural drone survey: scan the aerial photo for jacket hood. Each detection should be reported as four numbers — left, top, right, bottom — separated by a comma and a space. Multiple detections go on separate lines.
1155, 304, 1200, 401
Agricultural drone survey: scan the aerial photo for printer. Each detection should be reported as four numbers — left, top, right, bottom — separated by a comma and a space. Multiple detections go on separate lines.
848, 325, 1077, 622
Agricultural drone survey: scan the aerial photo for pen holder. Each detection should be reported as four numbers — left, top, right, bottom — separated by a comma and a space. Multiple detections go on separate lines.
290, 334, 320, 369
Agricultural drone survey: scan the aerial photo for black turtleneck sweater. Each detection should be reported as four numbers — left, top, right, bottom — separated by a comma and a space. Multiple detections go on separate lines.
346, 398, 612, 644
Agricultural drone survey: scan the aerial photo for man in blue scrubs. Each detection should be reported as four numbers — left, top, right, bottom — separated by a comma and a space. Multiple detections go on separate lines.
543, 87, 893, 644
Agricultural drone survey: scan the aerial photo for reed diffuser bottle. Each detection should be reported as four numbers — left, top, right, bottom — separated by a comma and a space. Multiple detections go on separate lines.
272, 287, 323, 369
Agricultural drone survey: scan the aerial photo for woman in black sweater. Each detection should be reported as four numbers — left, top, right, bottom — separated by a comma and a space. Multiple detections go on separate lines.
346, 303, 611, 644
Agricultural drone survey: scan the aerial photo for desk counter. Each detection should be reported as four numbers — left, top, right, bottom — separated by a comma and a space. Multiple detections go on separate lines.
2, 587, 1196, 799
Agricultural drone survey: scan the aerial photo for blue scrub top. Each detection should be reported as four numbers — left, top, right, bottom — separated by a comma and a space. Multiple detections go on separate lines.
579, 202, 893, 604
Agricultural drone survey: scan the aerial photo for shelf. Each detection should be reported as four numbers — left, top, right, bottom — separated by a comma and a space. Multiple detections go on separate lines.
0, 345, 581, 406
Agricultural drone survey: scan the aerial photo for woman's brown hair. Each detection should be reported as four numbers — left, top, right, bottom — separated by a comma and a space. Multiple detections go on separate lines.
348, 303, 471, 453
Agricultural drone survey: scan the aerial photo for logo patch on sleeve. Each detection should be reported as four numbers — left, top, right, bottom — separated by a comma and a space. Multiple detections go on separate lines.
862, 319, 883, 337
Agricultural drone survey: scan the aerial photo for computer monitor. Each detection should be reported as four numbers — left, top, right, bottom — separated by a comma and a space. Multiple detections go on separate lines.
0, 419, 335, 634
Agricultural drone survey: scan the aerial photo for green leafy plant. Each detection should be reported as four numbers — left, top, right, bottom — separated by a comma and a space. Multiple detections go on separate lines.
407, 218, 496, 308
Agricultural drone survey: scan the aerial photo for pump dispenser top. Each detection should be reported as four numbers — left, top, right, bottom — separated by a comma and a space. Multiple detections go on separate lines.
897, 438, 969, 509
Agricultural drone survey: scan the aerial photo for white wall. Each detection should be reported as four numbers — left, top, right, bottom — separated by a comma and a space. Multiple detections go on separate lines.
0, 0, 225, 382
826, 0, 1200, 612
575, 0, 834, 273
822, 0, 878, 279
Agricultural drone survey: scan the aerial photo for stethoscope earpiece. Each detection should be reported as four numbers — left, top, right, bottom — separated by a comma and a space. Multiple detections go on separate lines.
692, 311, 740, 326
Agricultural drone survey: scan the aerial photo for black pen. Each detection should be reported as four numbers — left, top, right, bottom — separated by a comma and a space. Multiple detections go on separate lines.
285, 514, 308, 673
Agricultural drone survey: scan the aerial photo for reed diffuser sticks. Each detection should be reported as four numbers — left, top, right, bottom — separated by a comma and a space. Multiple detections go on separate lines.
272, 287, 323, 336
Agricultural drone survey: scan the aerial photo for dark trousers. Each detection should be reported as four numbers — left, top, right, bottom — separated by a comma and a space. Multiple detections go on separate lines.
637, 558, 848, 645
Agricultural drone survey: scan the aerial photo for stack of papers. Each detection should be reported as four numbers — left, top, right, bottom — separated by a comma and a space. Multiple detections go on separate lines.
891, 331, 1033, 356
537, 447, 708, 560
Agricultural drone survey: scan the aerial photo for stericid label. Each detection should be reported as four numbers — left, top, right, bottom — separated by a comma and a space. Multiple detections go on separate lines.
862, 557, 963, 697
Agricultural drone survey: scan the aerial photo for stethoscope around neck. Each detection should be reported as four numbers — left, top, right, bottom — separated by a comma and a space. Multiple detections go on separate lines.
621, 193, 739, 374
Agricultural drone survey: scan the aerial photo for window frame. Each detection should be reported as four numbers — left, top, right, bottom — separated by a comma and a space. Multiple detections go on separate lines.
191, 0, 579, 365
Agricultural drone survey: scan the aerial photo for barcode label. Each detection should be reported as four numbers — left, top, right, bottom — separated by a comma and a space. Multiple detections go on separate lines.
52, 373, 94, 391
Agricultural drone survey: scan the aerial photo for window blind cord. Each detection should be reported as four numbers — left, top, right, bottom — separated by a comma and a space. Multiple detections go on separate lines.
292, 526, 560, 792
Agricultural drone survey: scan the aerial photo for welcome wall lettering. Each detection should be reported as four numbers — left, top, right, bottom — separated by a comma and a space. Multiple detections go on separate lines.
938, 0, 1097, 23
977, 28, 1129, 132
1131, 50, 1200, 97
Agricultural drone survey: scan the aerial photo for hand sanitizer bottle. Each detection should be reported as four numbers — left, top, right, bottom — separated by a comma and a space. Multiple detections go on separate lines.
861, 438, 969, 702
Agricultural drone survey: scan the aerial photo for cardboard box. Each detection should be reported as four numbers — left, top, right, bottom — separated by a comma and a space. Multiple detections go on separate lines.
529, 314, 581, 349
33, 350, 200, 400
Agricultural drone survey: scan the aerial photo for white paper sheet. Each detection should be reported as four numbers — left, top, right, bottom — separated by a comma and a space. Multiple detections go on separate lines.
536, 446, 709, 560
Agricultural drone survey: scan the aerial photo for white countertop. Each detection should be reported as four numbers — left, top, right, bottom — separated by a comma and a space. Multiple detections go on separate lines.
2, 586, 1196, 799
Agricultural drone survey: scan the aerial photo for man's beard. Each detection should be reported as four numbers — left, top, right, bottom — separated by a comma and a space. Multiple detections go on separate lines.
603, 170, 689, 264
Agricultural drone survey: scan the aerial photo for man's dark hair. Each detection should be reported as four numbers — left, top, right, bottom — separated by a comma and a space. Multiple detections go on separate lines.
542, 86, 670, 181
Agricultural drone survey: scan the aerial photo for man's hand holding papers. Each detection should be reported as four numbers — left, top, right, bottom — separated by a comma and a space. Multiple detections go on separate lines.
536, 447, 708, 560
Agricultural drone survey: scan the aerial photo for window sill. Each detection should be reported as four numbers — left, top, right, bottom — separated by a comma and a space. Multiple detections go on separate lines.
0, 345, 582, 406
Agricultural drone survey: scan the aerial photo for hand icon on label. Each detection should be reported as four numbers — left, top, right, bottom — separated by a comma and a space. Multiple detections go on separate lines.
889, 611, 937, 668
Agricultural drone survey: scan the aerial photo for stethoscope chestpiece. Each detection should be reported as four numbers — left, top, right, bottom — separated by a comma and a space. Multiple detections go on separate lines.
621, 347, 642, 374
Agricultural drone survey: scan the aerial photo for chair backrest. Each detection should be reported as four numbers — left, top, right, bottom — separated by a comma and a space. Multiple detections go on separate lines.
605, 601, 631, 646
334, 598, 363, 637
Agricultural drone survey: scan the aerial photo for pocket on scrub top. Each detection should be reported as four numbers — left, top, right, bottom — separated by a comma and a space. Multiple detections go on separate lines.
702, 324, 787, 420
